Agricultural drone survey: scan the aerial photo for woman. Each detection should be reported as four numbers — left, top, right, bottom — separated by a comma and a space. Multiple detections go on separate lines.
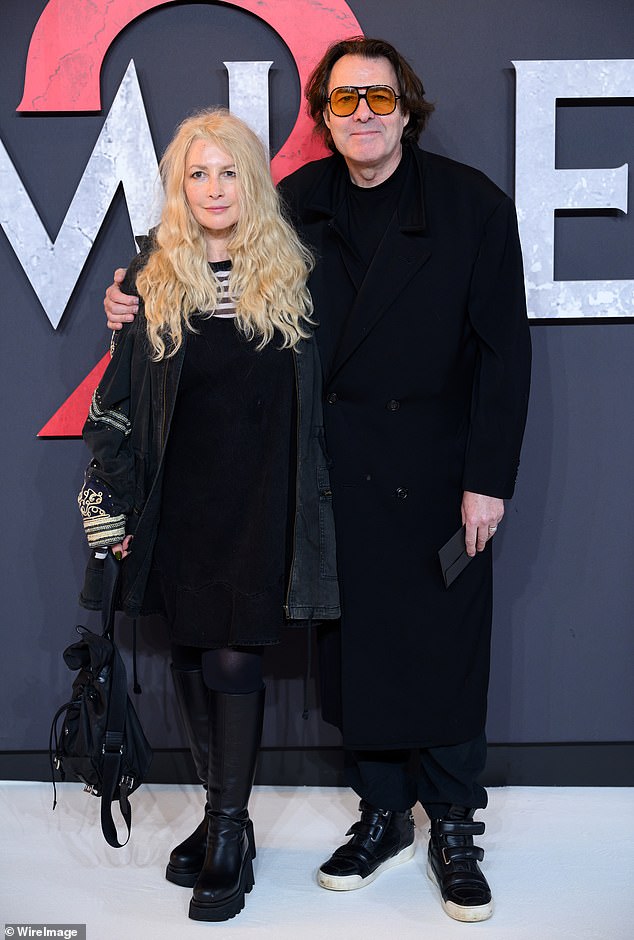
77, 109, 339, 922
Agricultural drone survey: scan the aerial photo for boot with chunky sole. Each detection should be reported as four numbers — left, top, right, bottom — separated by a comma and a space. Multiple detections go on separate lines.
167, 667, 256, 888
165, 666, 209, 887
189, 687, 264, 922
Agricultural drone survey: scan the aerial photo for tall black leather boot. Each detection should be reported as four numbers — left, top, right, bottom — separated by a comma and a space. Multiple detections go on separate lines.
189, 687, 264, 922
165, 666, 210, 886
427, 805, 493, 922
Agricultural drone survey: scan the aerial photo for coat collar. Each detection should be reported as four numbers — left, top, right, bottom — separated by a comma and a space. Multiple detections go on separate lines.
301, 142, 428, 234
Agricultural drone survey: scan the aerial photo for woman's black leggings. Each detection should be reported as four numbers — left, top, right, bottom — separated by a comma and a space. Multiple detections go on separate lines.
171, 643, 263, 694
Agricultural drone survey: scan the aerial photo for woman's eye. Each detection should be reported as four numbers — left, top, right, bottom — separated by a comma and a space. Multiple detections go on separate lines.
191, 170, 205, 179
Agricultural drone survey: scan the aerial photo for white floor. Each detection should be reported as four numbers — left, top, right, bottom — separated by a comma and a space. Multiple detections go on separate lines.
1, 783, 632, 939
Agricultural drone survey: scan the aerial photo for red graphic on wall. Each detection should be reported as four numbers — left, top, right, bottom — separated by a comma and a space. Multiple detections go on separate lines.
38, 354, 111, 437
23, 0, 362, 436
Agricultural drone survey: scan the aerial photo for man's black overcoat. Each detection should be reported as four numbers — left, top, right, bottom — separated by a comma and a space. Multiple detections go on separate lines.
280, 143, 531, 749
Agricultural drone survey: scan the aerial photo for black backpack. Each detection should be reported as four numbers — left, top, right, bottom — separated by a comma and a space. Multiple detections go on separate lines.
50, 551, 153, 847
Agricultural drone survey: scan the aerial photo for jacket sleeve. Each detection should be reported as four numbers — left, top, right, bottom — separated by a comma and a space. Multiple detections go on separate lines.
462, 195, 532, 499
77, 245, 152, 548
78, 321, 137, 548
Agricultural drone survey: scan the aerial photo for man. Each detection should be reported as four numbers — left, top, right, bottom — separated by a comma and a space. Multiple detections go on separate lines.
104, 37, 531, 922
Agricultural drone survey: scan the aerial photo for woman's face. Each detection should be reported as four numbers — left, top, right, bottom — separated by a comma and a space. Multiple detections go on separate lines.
184, 139, 241, 253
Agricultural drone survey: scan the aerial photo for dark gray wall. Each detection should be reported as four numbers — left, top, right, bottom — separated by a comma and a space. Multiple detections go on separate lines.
1, 0, 633, 760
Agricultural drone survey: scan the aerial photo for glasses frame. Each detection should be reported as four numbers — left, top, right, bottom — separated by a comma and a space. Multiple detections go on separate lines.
327, 85, 401, 117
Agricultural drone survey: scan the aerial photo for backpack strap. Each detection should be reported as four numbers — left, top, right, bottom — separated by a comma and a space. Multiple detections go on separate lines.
101, 550, 119, 642
99, 552, 133, 848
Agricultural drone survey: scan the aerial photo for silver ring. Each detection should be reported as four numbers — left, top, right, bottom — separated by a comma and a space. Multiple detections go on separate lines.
488, 525, 498, 533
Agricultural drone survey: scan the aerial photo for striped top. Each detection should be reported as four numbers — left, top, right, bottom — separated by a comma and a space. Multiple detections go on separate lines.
210, 261, 236, 318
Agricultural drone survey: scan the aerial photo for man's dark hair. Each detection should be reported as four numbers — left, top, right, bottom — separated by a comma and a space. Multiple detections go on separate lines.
305, 36, 435, 152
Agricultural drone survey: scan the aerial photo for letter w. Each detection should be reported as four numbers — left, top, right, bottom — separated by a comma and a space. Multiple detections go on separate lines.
0, 60, 160, 328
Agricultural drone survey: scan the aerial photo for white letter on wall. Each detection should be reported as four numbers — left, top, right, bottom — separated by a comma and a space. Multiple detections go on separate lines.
0, 60, 160, 328
513, 59, 634, 318
225, 60, 273, 157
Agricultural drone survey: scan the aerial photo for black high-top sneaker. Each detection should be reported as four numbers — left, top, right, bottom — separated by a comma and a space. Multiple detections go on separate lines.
318, 800, 416, 890
427, 805, 493, 922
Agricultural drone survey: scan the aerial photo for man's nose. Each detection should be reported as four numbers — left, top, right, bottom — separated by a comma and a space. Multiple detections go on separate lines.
354, 97, 374, 121
353, 96, 373, 121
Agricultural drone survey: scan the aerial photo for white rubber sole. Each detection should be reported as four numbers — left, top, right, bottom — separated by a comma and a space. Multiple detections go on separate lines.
426, 859, 494, 922
317, 840, 416, 891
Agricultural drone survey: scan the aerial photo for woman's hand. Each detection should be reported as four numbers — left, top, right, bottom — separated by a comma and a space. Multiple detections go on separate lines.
110, 534, 133, 560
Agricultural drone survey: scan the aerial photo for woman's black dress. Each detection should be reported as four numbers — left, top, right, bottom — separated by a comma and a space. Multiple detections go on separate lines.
146, 261, 295, 648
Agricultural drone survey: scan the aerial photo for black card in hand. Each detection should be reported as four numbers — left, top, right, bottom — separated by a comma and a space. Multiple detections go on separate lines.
438, 525, 473, 588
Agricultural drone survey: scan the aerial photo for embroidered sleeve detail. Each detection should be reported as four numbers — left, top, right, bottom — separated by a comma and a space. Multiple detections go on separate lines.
77, 470, 126, 548
88, 388, 131, 437
82, 511, 126, 548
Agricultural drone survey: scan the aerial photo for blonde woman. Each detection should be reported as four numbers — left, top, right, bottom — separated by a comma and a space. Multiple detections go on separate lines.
78, 109, 339, 922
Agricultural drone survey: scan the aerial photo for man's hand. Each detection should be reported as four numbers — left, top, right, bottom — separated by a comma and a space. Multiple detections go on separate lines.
461, 491, 504, 557
105, 267, 138, 330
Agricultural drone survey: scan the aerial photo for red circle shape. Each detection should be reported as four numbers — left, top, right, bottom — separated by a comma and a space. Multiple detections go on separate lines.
17, 0, 363, 180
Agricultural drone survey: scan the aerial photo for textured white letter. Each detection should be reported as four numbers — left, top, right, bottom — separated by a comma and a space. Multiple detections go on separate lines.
0, 60, 160, 328
514, 59, 634, 318
225, 60, 273, 156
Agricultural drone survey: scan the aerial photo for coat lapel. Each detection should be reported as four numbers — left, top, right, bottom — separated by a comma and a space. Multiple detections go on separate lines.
312, 145, 433, 382
328, 218, 432, 380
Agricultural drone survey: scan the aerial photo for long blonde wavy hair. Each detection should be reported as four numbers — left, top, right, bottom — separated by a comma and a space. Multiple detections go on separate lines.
136, 109, 314, 360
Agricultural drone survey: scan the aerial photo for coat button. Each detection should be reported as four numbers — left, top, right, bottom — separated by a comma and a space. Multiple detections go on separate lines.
395, 486, 409, 499
386, 399, 400, 411
327, 392, 338, 404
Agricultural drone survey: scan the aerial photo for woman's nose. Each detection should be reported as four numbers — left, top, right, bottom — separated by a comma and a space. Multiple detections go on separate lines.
209, 177, 224, 197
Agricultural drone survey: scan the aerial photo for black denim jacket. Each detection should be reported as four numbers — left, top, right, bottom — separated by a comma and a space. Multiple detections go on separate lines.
78, 250, 340, 622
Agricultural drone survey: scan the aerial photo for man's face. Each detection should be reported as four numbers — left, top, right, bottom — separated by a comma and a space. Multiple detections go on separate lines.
323, 54, 408, 184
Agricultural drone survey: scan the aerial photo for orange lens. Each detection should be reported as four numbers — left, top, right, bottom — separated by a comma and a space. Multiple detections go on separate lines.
366, 86, 397, 114
329, 86, 397, 117
329, 87, 359, 116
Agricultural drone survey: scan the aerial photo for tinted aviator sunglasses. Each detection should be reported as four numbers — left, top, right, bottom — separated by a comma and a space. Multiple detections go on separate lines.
327, 85, 401, 117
